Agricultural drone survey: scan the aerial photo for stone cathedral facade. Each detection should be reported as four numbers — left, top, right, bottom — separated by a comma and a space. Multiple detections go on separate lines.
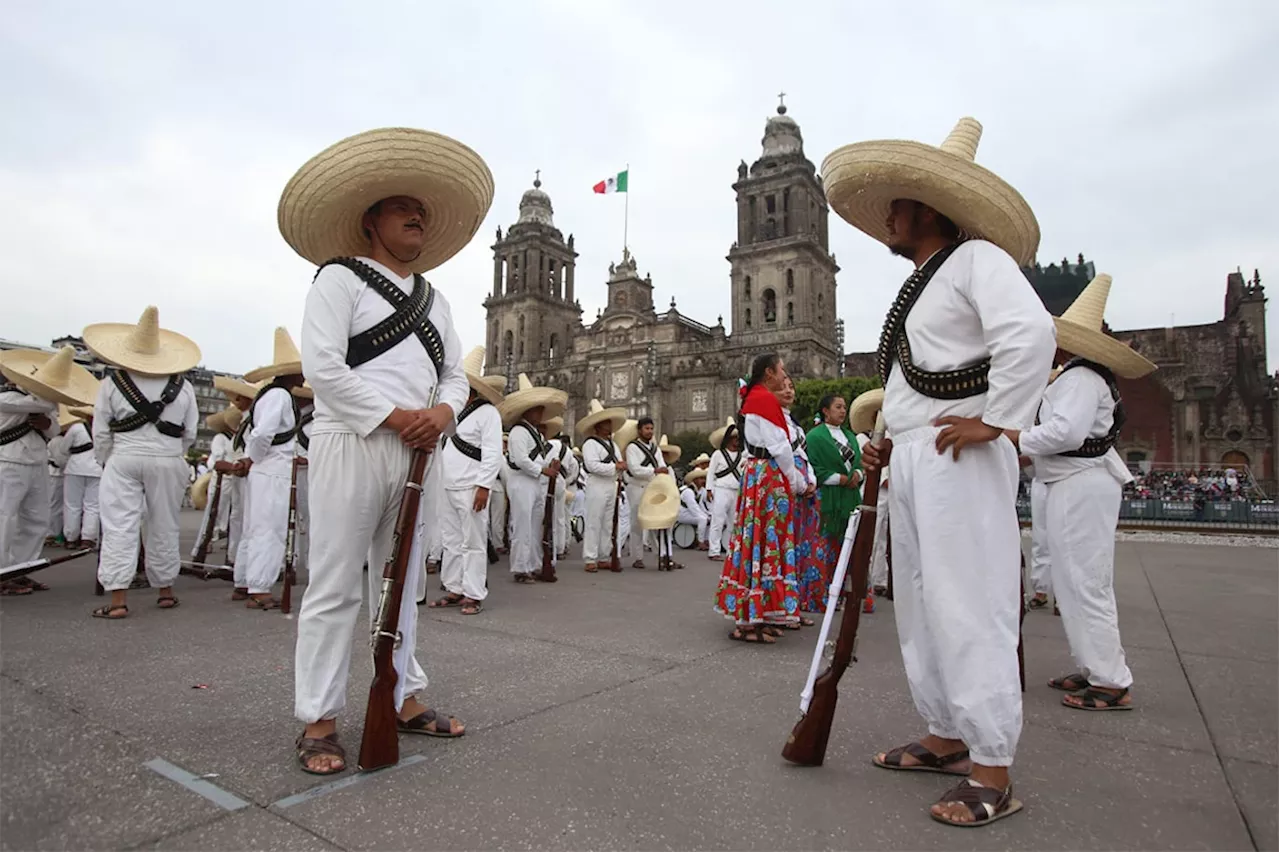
483, 104, 843, 437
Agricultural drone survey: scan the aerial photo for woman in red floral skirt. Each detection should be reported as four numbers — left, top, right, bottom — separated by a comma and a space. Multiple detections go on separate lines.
713, 353, 808, 644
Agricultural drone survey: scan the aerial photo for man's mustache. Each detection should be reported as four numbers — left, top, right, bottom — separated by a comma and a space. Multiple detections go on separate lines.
404, 221, 424, 231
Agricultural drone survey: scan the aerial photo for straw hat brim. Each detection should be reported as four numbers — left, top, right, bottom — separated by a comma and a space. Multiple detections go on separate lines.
67, 405, 95, 422
244, 361, 304, 384
467, 372, 505, 406
192, 472, 212, 511
1053, 320, 1157, 380
497, 388, 568, 428
637, 474, 680, 529
709, 421, 738, 450
822, 140, 1040, 266
684, 469, 707, 486
660, 445, 681, 463
278, 128, 495, 275
575, 406, 627, 438
57, 405, 84, 429
848, 389, 885, 435
613, 420, 639, 452
213, 375, 261, 401
292, 383, 314, 400
0, 350, 99, 407
81, 323, 202, 377
205, 410, 227, 433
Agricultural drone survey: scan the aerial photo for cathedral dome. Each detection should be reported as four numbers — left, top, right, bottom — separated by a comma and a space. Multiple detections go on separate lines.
517, 174, 554, 226
762, 104, 803, 158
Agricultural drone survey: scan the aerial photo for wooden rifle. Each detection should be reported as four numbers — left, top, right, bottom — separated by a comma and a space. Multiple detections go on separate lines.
281, 457, 303, 614
782, 413, 889, 767
358, 413, 439, 772
192, 470, 224, 567
538, 449, 560, 583
609, 474, 623, 572
3, 547, 93, 581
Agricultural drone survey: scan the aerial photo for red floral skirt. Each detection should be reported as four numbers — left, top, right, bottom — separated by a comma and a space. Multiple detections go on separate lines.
713, 458, 799, 626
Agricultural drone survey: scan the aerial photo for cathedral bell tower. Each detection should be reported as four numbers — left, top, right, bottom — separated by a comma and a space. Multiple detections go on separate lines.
484, 174, 582, 375
726, 97, 841, 377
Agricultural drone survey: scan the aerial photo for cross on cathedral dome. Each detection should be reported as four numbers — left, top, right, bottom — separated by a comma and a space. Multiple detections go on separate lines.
762, 93, 803, 158
517, 170, 554, 226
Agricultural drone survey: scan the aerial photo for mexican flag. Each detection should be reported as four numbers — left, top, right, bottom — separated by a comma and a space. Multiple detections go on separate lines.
592, 170, 628, 194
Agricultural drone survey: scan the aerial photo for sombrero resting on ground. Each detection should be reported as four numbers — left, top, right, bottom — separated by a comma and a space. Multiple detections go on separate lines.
822, 117, 1040, 266
82, 306, 202, 377
848, 389, 885, 435
497, 374, 567, 428
638, 474, 680, 530
244, 327, 304, 383
1054, 274, 1156, 379
278, 127, 495, 275
214, 375, 261, 402
0, 346, 100, 407
709, 417, 738, 451
461, 346, 504, 406
575, 399, 626, 439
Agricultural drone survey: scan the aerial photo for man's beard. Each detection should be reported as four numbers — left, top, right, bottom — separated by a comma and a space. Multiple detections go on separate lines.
888, 241, 914, 260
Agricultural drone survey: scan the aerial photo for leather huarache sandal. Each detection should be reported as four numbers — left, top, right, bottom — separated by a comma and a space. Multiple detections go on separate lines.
1048, 672, 1090, 692
513, 573, 535, 584
245, 596, 280, 610
1063, 686, 1133, 711
728, 626, 775, 644
428, 594, 464, 608
91, 604, 129, 619
873, 742, 971, 775
156, 595, 180, 609
584, 562, 598, 573
296, 732, 346, 776
1028, 595, 1050, 610
460, 598, 483, 615
930, 779, 1023, 828
0, 582, 34, 596
397, 709, 465, 738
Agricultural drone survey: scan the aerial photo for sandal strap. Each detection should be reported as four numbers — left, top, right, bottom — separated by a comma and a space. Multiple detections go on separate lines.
1077, 686, 1128, 706
936, 780, 1013, 823
296, 733, 345, 758
885, 742, 969, 768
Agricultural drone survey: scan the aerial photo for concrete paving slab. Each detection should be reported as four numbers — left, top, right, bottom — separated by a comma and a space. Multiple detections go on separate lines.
1180, 653, 1278, 764
144, 807, 343, 851
1221, 757, 1280, 852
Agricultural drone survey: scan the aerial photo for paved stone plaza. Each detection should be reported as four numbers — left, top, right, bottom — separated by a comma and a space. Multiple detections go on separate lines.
1, 511, 1275, 851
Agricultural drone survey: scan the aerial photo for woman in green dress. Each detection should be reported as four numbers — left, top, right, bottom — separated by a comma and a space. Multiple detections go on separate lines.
801, 394, 864, 612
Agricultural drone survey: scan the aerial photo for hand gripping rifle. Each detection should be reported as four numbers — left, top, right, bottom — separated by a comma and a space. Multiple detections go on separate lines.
539, 455, 560, 583
782, 412, 889, 767
358, 404, 440, 772
281, 457, 303, 614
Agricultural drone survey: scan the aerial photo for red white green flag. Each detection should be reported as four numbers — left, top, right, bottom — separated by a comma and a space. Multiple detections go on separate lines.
592, 170, 628, 194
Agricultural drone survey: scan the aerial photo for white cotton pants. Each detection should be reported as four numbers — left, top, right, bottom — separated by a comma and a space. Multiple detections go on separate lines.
870, 486, 890, 589
488, 488, 507, 549
507, 475, 544, 575
63, 474, 101, 544
1044, 467, 1132, 689
294, 465, 309, 573
423, 460, 444, 565
708, 487, 737, 556
888, 426, 1023, 767
0, 461, 49, 567
48, 473, 63, 537
234, 465, 290, 595
625, 483, 646, 560
553, 480, 568, 554
441, 488, 488, 601
294, 431, 430, 723
97, 454, 188, 591
1028, 478, 1053, 596
582, 478, 616, 563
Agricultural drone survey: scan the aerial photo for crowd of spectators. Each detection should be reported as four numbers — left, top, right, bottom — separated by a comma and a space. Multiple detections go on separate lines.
1123, 468, 1254, 501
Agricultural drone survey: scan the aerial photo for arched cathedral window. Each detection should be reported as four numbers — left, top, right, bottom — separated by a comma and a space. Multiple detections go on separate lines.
762, 289, 777, 324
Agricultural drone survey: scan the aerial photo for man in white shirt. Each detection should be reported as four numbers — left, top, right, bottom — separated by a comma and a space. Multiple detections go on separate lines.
213, 376, 258, 561
489, 435, 509, 554
827, 118, 1055, 826
192, 406, 239, 560
427, 348, 503, 615
622, 417, 667, 569
576, 400, 626, 573
542, 417, 579, 560
706, 418, 742, 561
61, 408, 103, 548
287, 127, 489, 774
234, 328, 304, 610
83, 309, 201, 618
679, 469, 709, 547
1007, 274, 1154, 713
46, 414, 72, 546
498, 375, 567, 583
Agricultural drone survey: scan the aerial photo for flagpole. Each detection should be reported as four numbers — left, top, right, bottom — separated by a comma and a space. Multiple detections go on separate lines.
623, 162, 630, 253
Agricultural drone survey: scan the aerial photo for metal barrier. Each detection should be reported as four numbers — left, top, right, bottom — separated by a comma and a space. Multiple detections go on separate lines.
1016, 496, 1278, 532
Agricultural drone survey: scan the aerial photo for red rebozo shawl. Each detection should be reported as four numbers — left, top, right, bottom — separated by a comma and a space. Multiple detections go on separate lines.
740, 384, 787, 431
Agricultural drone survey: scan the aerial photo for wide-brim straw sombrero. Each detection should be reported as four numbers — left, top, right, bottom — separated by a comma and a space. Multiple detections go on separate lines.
292, 382, 314, 400
613, 419, 639, 452
709, 416, 737, 450
638, 473, 680, 530
692, 453, 711, 467
214, 375, 261, 401
575, 398, 626, 438
459, 346, 504, 407
545, 416, 565, 436
497, 373, 567, 428
278, 127, 495, 274
210, 406, 244, 434
848, 389, 885, 434
1054, 274, 1157, 379
658, 434, 681, 464
684, 468, 707, 486
0, 346, 100, 407
244, 327, 304, 383
191, 472, 212, 511
67, 404, 95, 422
822, 117, 1040, 266
57, 405, 84, 430
82, 306, 202, 377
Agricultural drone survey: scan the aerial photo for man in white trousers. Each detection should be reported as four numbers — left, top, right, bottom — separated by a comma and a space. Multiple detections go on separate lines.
705, 418, 741, 561
577, 400, 626, 573
488, 435, 509, 554
621, 417, 666, 569
288, 127, 488, 775
62, 408, 103, 548
498, 374, 567, 583
830, 117, 1055, 826
542, 416, 578, 560
84, 308, 201, 618
46, 413, 71, 546
1007, 274, 1153, 712
427, 348, 503, 615
1025, 476, 1053, 608
291, 386, 314, 576
192, 406, 239, 557
213, 376, 257, 562
679, 469, 709, 547
234, 327, 303, 610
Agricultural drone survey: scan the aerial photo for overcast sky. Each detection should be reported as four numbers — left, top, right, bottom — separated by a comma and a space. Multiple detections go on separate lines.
3, 0, 1276, 375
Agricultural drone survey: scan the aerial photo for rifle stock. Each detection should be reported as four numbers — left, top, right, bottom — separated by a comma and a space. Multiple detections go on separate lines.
281, 458, 300, 614
193, 471, 223, 567
539, 462, 558, 582
782, 418, 891, 767
358, 447, 432, 773
609, 476, 622, 572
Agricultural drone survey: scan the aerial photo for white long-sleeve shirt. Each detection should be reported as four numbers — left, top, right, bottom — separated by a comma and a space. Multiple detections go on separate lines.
546, 436, 579, 491
707, 447, 742, 493
625, 440, 662, 485
294, 402, 314, 460
208, 432, 234, 467
883, 240, 1056, 435
92, 373, 197, 465
818, 423, 856, 487
63, 422, 103, 478
786, 416, 817, 488
0, 389, 57, 465
301, 257, 468, 438
508, 422, 548, 483
583, 436, 622, 482
441, 401, 503, 491
679, 485, 708, 521
744, 413, 804, 494
244, 385, 296, 473
49, 433, 71, 475
1020, 367, 1132, 486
